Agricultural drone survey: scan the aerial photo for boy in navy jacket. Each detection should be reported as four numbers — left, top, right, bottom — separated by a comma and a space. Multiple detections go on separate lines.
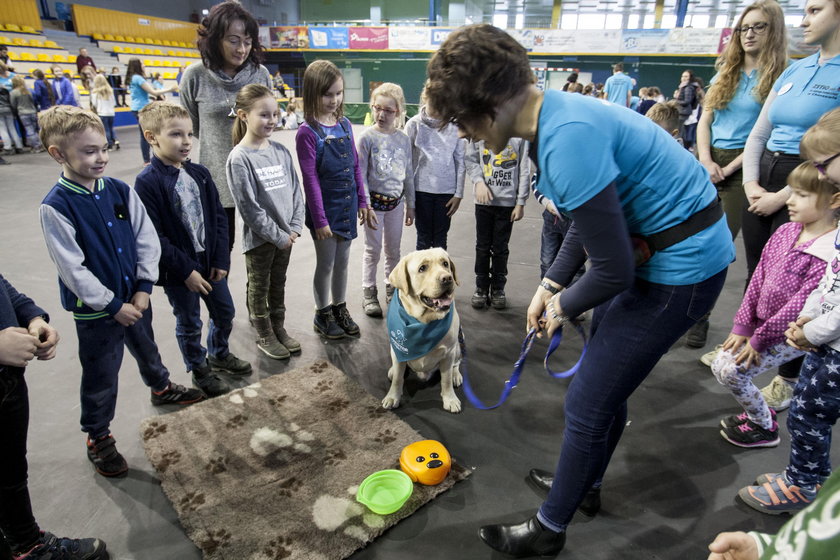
38, 106, 204, 479
134, 102, 251, 396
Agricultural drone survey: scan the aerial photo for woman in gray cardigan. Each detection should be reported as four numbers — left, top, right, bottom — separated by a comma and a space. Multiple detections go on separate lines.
180, 0, 272, 253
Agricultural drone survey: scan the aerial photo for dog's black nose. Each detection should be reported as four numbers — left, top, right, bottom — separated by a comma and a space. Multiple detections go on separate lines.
427, 460, 443, 469
440, 275, 453, 286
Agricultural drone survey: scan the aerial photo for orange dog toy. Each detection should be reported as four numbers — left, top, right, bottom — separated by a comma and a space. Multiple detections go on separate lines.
400, 440, 451, 485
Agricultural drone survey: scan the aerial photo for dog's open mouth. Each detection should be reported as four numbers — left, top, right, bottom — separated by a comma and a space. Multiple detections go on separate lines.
421, 292, 453, 311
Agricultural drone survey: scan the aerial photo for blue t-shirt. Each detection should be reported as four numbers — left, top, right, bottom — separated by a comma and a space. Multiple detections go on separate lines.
710, 69, 764, 149
767, 52, 840, 154
535, 91, 734, 285
129, 74, 150, 112
604, 73, 633, 107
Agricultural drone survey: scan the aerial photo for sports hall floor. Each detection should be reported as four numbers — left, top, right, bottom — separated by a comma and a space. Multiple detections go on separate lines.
2, 125, 836, 560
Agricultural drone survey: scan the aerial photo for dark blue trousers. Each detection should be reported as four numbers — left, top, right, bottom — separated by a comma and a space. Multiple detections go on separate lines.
537, 268, 727, 531
75, 305, 170, 438
415, 191, 453, 250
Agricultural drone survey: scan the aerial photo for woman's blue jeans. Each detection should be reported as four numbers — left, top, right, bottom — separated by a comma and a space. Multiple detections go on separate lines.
537, 267, 727, 531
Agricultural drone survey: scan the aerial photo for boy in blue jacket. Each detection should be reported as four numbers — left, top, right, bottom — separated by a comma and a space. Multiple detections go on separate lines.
134, 102, 251, 396
38, 106, 204, 479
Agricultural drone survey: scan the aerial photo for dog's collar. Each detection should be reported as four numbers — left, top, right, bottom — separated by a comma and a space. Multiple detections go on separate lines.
387, 289, 454, 362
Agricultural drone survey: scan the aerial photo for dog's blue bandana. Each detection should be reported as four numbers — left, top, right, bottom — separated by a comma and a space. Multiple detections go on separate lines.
388, 288, 454, 362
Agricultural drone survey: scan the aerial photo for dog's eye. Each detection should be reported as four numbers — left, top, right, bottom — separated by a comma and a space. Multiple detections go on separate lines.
416, 456, 426, 463
430, 453, 439, 459
418, 265, 427, 273
442, 261, 449, 268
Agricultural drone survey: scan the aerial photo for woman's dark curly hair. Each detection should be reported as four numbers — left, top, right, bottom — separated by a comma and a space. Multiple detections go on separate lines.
196, 0, 263, 72
426, 24, 534, 130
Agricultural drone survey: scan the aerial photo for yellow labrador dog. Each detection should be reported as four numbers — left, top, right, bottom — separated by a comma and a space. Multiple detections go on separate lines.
382, 248, 463, 413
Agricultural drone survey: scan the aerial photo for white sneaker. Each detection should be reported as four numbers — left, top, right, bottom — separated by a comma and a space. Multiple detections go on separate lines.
761, 375, 795, 411
700, 344, 723, 367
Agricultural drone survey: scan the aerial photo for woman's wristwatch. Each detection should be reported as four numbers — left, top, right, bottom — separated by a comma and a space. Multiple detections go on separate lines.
540, 280, 560, 294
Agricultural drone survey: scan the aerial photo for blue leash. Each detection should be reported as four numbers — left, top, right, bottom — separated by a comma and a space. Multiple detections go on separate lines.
458, 320, 588, 410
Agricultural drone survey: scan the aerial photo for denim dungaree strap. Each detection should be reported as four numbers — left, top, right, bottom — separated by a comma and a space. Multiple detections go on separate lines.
305, 118, 359, 239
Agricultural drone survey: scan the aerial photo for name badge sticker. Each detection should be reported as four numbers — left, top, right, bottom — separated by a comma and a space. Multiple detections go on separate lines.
778, 82, 794, 95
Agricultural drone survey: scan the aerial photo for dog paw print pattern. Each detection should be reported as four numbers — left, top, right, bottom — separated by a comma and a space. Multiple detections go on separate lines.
400, 440, 451, 485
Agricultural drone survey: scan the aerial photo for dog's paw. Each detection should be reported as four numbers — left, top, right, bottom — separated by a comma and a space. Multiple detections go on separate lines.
381, 394, 401, 409
452, 370, 463, 387
442, 395, 462, 413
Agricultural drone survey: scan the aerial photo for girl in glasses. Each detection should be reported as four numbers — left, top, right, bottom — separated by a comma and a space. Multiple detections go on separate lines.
739, 0, 840, 412
357, 82, 413, 317
692, 0, 788, 351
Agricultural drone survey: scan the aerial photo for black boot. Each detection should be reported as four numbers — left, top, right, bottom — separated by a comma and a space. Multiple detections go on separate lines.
314, 306, 345, 339
332, 302, 360, 336
478, 515, 565, 558
528, 469, 601, 517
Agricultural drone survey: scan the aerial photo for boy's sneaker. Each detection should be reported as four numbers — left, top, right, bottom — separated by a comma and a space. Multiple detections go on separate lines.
471, 288, 489, 309
738, 472, 816, 515
191, 360, 230, 397
720, 407, 777, 429
14, 531, 108, 559
700, 344, 723, 367
761, 375, 795, 411
490, 289, 507, 310
151, 382, 206, 406
86, 434, 128, 478
720, 419, 780, 448
332, 302, 360, 336
363, 286, 382, 317
208, 353, 253, 376
314, 306, 345, 339
113, 141, 120, 150
385, 284, 395, 305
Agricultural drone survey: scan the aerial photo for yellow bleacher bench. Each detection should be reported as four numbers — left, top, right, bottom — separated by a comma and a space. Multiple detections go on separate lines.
153, 49, 163, 56
36, 53, 49, 62
153, 39, 162, 45
163, 60, 174, 67
144, 38, 154, 44
52, 54, 67, 63
19, 52, 34, 61
7, 52, 19, 60
115, 35, 125, 42
6, 24, 20, 32
68, 55, 76, 62
30, 40, 43, 48
163, 40, 171, 46
104, 34, 115, 41
93, 33, 104, 40
142, 48, 152, 55
21, 26, 36, 34
167, 50, 176, 56
0, 24, 5, 31
13, 38, 29, 46
125, 36, 135, 43
0, 36, 9, 45
44, 40, 59, 48
113, 46, 124, 53
144, 59, 153, 66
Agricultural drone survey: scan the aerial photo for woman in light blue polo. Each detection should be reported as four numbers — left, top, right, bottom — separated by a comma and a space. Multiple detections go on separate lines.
126, 58, 177, 164
739, 0, 840, 409
426, 24, 735, 557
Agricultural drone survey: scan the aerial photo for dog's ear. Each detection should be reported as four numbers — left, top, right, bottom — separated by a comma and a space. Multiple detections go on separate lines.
389, 256, 411, 293
449, 256, 459, 286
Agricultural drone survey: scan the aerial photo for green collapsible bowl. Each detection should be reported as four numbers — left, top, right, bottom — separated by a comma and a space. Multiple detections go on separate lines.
356, 469, 413, 515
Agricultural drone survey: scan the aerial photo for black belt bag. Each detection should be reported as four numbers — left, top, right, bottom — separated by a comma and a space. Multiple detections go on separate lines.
631, 197, 724, 266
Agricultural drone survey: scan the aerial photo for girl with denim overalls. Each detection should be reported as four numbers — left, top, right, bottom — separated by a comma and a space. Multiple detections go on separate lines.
295, 60, 376, 339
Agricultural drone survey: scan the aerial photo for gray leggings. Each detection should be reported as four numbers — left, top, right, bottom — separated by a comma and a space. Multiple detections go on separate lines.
313, 235, 351, 310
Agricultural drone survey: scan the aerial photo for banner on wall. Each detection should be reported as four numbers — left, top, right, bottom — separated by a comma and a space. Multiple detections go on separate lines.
429, 28, 453, 46
271, 26, 309, 49
388, 27, 430, 50
665, 28, 723, 54
308, 27, 349, 49
718, 28, 733, 53
508, 29, 535, 51
620, 29, 670, 53
349, 27, 389, 49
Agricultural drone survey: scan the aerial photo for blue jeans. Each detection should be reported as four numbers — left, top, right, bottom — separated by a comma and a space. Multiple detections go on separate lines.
132, 110, 150, 163
540, 209, 584, 284
785, 348, 840, 489
415, 191, 452, 250
537, 268, 727, 531
18, 113, 40, 150
100, 115, 116, 146
163, 278, 235, 372
75, 306, 170, 438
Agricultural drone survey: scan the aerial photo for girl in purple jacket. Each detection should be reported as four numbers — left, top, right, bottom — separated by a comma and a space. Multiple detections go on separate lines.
712, 162, 839, 448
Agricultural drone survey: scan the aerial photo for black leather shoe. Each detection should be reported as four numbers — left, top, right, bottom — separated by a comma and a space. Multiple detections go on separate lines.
528, 469, 601, 517
478, 515, 565, 558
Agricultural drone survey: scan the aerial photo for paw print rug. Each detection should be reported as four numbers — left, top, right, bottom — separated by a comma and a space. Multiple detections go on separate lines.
140, 359, 471, 560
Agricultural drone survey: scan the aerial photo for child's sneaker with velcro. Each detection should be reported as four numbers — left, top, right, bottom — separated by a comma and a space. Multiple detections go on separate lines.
739, 472, 816, 515
720, 407, 777, 429
720, 419, 780, 448
86, 434, 128, 478
760, 375, 795, 411
13, 531, 108, 559
151, 382, 205, 406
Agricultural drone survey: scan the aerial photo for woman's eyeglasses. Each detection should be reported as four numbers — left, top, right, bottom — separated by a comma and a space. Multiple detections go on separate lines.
372, 105, 397, 115
813, 152, 840, 175
734, 22, 769, 35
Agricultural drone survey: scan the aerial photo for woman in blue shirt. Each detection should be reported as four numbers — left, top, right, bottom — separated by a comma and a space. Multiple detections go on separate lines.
426, 24, 735, 558
125, 58, 177, 164
738, 0, 840, 407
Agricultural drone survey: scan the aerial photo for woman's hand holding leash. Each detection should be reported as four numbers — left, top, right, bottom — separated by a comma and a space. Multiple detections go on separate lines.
527, 279, 562, 338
